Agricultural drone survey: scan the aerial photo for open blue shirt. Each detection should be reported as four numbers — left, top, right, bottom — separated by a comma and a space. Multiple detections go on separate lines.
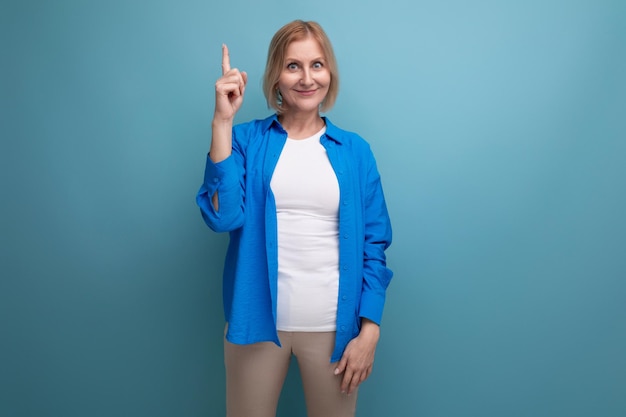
197, 114, 392, 362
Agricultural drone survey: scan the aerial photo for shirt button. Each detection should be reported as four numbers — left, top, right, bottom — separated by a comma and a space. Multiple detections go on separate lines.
343, 234, 348, 239
342, 295, 347, 300
340, 325, 346, 331
343, 265, 348, 271
343, 201, 348, 205
213, 177, 219, 183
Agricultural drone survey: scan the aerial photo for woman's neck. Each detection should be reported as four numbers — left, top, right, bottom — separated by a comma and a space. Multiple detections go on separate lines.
278, 111, 325, 139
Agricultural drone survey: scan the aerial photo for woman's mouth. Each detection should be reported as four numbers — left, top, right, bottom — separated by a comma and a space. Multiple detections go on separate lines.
295, 89, 317, 96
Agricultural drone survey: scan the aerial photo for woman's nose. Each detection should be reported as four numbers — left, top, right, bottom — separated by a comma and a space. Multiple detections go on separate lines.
301, 69, 313, 84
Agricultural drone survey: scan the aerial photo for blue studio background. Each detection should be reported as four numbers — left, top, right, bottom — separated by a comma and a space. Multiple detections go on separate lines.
2, 0, 625, 416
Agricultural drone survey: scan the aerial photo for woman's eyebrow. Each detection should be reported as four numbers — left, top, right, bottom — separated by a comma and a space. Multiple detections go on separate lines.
284, 56, 326, 62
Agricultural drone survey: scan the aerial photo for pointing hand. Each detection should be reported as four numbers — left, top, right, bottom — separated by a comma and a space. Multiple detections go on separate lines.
214, 44, 248, 121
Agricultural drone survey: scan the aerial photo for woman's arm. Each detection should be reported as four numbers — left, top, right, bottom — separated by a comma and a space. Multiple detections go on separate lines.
210, 44, 248, 210
196, 45, 248, 232
335, 146, 393, 394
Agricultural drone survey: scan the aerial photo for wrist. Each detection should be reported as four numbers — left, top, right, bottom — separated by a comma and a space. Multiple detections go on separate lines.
212, 118, 233, 129
359, 318, 380, 339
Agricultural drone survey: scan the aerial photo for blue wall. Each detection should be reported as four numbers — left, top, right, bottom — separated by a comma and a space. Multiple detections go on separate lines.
2, 1, 625, 416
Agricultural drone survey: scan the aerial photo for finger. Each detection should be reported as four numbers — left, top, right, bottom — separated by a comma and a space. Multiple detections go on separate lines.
238, 71, 247, 96
341, 369, 353, 393
241, 71, 248, 94
216, 72, 246, 96
334, 357, 347, 376
346, 369, 363, 395
221, 44, 231, 75
348, 373, 361, 395
216, 80, 242, 97
219, 70, 244, 83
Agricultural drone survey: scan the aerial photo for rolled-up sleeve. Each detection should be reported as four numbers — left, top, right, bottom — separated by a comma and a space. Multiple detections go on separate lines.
196, 148, 246, 233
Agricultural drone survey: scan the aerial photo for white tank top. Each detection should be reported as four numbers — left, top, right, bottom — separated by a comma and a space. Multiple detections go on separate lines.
270, 126, 340, 331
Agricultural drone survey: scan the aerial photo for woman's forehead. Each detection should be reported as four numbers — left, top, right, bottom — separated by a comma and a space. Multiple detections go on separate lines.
284, 37, 324, 59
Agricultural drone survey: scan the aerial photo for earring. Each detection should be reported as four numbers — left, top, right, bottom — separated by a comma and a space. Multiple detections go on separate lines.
276, 89, 283, 107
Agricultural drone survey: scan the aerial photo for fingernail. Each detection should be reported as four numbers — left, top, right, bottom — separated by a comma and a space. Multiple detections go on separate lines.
334, 368, 340, 375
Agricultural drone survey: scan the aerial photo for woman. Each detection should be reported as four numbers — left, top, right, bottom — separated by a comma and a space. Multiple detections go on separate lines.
197, 20, 393, 417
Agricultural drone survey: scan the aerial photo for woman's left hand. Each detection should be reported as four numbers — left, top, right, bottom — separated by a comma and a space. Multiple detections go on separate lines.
334, 319, 380, 395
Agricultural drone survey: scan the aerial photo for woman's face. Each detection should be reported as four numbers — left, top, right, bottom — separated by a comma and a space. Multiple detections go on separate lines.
277, 36, 331, 115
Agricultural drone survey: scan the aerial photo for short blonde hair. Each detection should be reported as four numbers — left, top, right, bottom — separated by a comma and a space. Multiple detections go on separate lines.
263, 20, 339, 113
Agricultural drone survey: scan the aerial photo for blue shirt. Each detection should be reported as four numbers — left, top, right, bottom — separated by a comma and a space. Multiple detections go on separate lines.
197, 114, 393, 362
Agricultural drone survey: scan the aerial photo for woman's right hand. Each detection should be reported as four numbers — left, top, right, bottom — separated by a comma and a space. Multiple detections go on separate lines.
214, 44, 248, 122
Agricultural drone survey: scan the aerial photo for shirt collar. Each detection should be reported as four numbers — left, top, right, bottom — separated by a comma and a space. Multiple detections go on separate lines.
260, 114, 344, 144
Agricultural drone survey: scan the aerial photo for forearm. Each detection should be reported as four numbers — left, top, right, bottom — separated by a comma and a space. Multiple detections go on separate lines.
359, 317, 380, 341
210, 119, 233, 163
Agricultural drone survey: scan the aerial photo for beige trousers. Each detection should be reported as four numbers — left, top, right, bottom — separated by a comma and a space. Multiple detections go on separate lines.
224, 330, 358, 417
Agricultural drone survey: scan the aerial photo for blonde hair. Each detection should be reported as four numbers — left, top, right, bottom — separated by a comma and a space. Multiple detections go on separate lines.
262, 20, 339, 113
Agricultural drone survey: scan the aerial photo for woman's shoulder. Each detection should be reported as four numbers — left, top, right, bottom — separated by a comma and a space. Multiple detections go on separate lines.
324, 118, 372, 152
231, 114, 279, 146
233, 114, 277, 133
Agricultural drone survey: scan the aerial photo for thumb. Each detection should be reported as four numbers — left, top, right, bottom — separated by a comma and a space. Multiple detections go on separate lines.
241, 71, 248, 86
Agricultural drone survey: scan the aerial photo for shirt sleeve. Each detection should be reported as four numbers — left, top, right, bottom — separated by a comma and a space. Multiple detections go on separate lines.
196, 130, 246, 233
358, 150, 393, 325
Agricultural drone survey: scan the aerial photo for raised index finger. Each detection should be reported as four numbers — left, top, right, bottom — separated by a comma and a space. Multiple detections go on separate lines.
221, 44, 231, 75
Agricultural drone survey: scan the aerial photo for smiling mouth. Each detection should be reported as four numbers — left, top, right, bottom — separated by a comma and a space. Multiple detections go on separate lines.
295, 89, 317, 96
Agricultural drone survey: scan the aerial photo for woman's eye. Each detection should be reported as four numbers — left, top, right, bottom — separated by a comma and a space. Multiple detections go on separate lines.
287, 63, 298, 70
313, 62, 323, 69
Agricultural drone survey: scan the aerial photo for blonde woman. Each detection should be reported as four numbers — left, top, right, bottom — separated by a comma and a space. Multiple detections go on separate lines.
197, 20, 393, 417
